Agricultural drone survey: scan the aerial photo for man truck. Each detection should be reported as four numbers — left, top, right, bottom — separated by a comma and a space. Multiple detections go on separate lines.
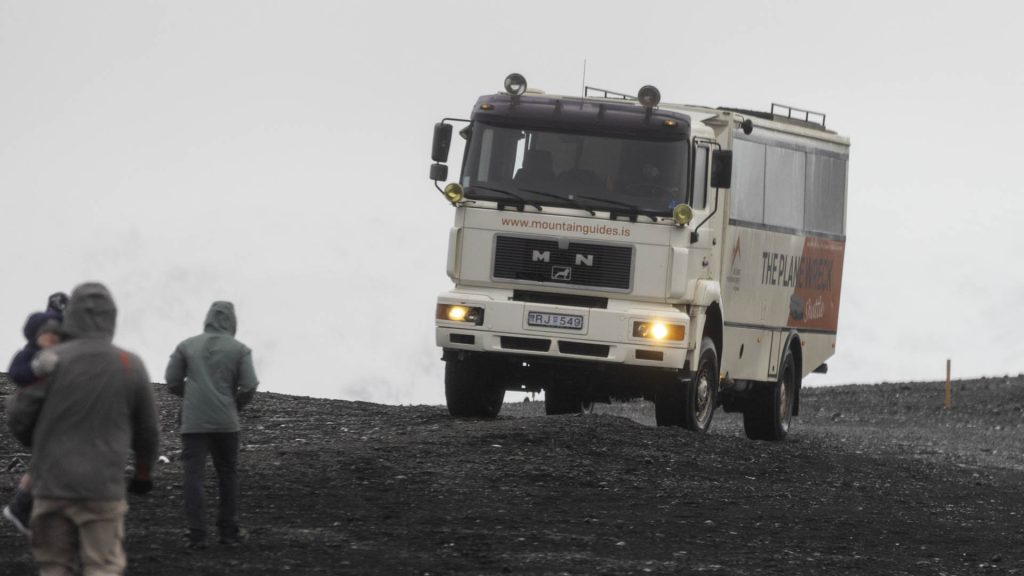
429, 74, 849, 440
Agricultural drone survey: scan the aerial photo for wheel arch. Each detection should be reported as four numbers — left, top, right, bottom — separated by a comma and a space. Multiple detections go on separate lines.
689, 280, 724, 368
704, 302, 724, 366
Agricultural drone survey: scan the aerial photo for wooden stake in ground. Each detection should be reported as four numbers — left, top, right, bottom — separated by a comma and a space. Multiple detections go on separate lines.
944, 358, 952, 409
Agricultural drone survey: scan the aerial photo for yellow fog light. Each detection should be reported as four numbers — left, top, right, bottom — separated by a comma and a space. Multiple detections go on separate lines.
672, 203, 693, 226
443, 183, 464, 203
437, 304, 484, 325
633, 321, 685, 341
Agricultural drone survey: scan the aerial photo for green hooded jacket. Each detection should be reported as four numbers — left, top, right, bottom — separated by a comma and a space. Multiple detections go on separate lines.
165, 301, 259, 434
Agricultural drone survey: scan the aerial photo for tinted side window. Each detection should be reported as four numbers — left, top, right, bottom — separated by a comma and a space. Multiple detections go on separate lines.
730, 139, 765, 223
764, 146, 806, 230
804, 154, 847, 235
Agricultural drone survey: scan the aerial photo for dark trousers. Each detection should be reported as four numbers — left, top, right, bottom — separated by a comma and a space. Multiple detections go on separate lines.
181, 432, 239, 539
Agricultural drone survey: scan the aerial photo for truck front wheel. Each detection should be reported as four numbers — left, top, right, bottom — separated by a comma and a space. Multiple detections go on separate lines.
655, 337, 718, 432
445, 355, 506, 418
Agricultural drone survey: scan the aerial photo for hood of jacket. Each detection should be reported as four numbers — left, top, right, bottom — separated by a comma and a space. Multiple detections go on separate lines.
203, 301, 237, 336
61, 283, 117, 341
22, 311, 61, 341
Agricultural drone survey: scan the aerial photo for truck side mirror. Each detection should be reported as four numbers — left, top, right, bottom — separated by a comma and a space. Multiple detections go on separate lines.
432, 123, 453, 163
710, 150, 733, 189
429, 163, 449, 181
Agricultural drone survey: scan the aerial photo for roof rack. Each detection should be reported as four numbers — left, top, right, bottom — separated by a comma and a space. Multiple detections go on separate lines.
771, 103, 826, 129
584, 86, 635, 101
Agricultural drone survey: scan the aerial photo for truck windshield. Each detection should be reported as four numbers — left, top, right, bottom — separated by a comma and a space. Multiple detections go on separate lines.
461, 123, 690, 215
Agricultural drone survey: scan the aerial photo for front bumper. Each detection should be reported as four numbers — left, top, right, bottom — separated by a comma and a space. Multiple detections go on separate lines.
435, 289, 691, 369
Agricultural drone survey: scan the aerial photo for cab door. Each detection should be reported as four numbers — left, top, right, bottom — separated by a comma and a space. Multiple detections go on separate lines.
689, 143, 719, 281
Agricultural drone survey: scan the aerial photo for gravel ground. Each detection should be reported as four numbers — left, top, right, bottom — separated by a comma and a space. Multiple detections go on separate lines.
2, 373, 1023, 575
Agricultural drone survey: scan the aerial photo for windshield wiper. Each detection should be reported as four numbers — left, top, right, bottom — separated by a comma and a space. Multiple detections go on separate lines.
516, 187, 596, 216
570, 194, 659, 222
467, 185, 541, 211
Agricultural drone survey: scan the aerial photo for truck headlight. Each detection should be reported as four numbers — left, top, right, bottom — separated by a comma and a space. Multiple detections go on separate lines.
437, 304, 484, 326
633, 321, 684, 341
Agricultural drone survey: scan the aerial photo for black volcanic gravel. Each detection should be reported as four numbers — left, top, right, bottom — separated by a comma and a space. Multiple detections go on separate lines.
2, 374, 1023, 575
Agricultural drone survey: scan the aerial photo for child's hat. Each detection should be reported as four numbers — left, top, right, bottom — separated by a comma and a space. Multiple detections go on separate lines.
23, 312, 62, 341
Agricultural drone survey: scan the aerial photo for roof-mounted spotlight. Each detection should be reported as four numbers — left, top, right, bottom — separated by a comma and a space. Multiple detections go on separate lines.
504, 73, 527, 97
638, 85, 661, 109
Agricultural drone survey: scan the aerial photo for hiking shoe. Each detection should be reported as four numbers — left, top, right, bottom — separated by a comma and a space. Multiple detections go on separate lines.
3, 505, 31, 537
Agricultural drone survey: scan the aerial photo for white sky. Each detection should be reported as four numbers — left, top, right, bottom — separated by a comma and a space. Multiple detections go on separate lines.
2, 1, 1022, 404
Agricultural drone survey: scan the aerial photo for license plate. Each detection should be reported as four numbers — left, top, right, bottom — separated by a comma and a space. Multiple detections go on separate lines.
527, 311, 584, 330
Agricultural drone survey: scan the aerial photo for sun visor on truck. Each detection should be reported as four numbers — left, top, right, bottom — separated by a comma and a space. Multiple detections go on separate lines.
471, 94, 690, 141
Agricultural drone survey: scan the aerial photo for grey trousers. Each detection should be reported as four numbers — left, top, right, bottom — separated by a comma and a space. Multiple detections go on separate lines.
181, 432, 239, 540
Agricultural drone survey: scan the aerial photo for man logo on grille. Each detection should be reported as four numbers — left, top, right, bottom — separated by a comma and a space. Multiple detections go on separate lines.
552, 266, 572, 281
532, 250, 550, 262
575, 254, 594, 267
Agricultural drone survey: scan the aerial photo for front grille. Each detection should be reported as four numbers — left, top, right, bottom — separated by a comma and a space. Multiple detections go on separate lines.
512, 290, 608, 309
558, 341, 611, 358
501, 336, 551, 352
493, 236, 632, 291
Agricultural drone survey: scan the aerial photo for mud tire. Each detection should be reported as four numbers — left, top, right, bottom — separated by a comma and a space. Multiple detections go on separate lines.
445, 355, 506, 418
743, 346, 797, 441
655, 337, 718, 432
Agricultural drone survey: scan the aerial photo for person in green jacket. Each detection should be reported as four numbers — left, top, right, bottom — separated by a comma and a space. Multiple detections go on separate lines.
165, 301, 259, 549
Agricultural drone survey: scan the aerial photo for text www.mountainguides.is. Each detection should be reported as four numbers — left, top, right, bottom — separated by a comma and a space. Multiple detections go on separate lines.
499, 217, 632, 238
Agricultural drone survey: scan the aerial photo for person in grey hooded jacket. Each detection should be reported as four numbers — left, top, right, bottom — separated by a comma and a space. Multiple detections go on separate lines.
6, 282, 159, 576
165, 301, 258, 548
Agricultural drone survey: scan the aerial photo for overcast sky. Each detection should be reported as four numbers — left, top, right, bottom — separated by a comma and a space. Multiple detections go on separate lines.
2, 1, 1022, 404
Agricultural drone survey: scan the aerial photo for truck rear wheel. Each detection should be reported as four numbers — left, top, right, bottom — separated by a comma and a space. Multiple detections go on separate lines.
445, 355, 506, 418
655, 337, 718, 432
743, 347, 797, 441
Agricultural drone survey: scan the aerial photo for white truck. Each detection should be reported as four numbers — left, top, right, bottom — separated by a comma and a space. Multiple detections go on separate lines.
430, 74, 849, 440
